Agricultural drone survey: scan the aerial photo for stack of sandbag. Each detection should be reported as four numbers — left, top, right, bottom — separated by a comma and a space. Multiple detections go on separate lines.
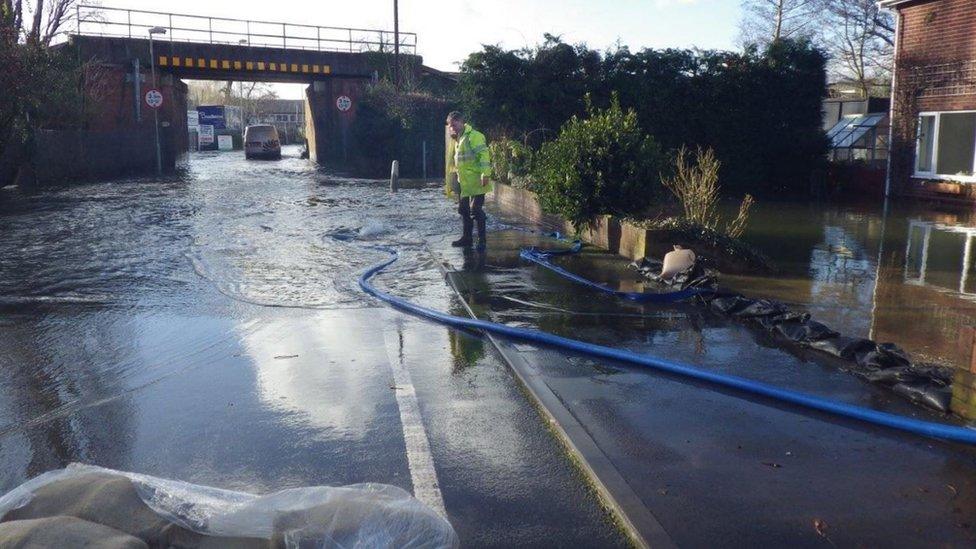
0, 464, 458, 548
631, 253, 953, 413
700, 292, 952, 411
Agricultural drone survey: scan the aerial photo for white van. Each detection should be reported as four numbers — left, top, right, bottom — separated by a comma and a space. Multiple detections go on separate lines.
244, 125, 281, 160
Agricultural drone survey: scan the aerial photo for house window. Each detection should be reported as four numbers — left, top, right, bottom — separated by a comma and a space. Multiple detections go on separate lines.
915, 111, 976, 180
916, 115, 935, 173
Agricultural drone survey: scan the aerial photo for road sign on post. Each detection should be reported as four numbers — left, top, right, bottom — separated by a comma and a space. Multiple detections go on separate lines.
336, 95, 352, 112
145, 89, 163, 109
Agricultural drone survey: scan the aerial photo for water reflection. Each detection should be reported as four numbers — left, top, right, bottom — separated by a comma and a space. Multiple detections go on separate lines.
240, 313, 393, 440
0, 312, 139, 489
725, 200, 976, 371
905, 221, 976, 296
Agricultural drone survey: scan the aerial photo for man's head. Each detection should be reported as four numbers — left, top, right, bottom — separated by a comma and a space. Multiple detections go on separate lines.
446, 111, 465, 138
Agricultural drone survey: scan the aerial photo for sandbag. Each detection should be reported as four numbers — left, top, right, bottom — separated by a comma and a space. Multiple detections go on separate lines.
661, 247, 696, 280
0, 464, 458, 549
893, 382, 953, 412
0, 472, 181, 545
0, 516, 147, 549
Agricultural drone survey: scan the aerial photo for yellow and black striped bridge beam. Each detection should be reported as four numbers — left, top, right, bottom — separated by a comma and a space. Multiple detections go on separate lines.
68, 35, 419, 83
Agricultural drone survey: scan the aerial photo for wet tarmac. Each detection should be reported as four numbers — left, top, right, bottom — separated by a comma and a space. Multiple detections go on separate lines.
0, 147, 625, 546
446, 228, 976, 546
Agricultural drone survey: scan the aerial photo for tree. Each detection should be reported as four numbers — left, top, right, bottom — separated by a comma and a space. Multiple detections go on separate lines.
460, 35, 828, 196
820, 0, 894, 98
459, 35, 601, 140
1, 0, 83, 46
738, 0, 820, 46
1, 0, 95, 183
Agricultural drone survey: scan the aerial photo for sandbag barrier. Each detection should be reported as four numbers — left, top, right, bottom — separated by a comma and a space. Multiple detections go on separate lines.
630, 258, 954, 413
500, 226, 954, 413
358, 246, 976, 446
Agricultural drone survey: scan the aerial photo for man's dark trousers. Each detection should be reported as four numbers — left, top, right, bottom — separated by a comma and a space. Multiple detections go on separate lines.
458, 194, 486, 244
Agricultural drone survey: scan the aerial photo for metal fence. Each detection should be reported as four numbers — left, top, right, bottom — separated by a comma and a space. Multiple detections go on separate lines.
75, 4, 417, 54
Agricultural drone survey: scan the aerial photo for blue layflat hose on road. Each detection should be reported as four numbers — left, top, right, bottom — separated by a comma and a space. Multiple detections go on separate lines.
358, 246, 976, 445
520, 246, 709, 303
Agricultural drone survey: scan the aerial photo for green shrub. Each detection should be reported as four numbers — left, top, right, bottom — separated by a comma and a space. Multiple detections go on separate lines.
531, 97, 664, 229
489, 139, 533, 186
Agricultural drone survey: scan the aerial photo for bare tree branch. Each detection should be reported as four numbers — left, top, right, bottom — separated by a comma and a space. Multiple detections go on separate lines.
29, 0, 43, 42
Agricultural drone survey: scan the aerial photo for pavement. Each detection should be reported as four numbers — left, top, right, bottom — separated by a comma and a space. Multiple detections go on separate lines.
440, 227, 976, 547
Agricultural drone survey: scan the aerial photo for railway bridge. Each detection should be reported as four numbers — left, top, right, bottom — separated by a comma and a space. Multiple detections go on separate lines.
68, 5, 422, 169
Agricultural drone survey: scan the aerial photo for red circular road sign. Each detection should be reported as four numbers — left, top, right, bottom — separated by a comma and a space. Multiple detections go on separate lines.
145, 89, 164, 109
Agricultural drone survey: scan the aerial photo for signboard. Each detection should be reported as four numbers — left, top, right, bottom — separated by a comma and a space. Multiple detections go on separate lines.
198, 124, 215, 147
197, 105, 227, 130
145, 89, 163, 109
217, 135, 234, 151
336, 95, 352, 112
222, 105, 243, 130
187, 110, 199, 129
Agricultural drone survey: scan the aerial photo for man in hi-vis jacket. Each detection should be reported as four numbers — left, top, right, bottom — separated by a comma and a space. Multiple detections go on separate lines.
446, 111, 492, 250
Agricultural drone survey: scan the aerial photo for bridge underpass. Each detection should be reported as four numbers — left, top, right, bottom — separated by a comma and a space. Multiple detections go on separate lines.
68, 5, 422, 170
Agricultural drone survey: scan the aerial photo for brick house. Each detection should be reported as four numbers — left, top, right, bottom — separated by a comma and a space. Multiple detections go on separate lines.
882, 0, 976, 203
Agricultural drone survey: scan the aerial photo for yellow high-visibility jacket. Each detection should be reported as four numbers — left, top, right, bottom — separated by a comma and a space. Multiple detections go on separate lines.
447, 124, 492, 198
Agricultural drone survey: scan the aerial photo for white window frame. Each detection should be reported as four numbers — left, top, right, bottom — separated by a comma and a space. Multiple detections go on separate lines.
913, 110, 976, 183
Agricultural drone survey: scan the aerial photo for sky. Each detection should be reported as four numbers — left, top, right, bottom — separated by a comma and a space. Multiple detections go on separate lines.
104, 0, 743, 99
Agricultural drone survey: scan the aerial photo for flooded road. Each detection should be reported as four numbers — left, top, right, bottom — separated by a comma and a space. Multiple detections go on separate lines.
0, 147, 625, 546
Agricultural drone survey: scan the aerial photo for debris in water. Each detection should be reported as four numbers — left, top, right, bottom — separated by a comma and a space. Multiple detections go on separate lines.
814, 518, 833, 545
274, 355, 299, 360
761, 461, 783, 469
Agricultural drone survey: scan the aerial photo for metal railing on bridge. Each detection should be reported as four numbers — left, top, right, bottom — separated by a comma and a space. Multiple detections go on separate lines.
75, 4, 417, 54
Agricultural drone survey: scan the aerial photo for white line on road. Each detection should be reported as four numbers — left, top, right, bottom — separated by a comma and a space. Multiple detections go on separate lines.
383, 319, 447, 518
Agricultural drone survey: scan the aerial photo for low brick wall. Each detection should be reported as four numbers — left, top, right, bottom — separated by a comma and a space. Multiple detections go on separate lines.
486, 182, 651, 261
953, 326, 976, 419
28, 128, 181, 185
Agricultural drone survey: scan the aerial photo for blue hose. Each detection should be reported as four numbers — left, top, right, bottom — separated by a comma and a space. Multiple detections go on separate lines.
520, 247, 709, 303
359, 246, 976, 445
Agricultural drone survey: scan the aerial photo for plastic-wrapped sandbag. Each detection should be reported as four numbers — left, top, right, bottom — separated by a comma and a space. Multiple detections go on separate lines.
0, 463, 459, 549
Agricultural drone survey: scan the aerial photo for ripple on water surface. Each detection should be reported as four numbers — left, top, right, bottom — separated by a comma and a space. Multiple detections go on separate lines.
0, 146, 457, 311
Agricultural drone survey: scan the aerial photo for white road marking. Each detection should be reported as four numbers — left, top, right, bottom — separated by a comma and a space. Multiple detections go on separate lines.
383, 319, 447, 518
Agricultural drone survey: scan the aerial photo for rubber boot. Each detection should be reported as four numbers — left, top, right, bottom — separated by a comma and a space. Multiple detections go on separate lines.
475, 211, 487, 251
452, 218, 473, 247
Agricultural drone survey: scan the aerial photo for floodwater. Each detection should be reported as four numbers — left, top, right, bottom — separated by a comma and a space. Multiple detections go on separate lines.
1, 146, 975, 545
0, 146, 626, 546
728, 199, 976, 373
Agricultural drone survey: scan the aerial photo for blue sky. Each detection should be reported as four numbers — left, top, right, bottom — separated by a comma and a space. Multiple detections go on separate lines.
106, 0, 742, 97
